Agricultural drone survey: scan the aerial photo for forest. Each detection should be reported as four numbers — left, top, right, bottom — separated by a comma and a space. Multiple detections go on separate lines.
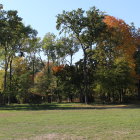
1, 6, 140, 105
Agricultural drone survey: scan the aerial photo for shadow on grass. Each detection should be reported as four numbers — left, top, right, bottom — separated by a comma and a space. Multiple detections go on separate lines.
0, 103, 140, 111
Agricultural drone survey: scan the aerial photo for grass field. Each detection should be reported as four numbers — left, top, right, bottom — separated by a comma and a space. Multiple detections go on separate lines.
0, 103, 140, 140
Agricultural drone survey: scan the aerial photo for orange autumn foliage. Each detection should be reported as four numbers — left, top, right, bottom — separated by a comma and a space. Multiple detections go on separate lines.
52, 65, 64, 74
34, 64, 64, 83
103, 15, 137, 77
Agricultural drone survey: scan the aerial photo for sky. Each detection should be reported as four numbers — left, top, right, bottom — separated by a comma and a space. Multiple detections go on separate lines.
1, 0, 140, 38
1, 0, 140, 62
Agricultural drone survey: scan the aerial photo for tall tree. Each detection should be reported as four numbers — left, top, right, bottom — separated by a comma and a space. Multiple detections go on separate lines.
0, 9, 37, 104
92, 15, 137, 102
56, 7, 106, 103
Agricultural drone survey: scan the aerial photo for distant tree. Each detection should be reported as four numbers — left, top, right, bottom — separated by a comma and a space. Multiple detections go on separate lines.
11, 57, 31, 103
25, 37, 41, 84
60, 35, 80, 66
30, 63, 56, 97
42, 33, 56, 72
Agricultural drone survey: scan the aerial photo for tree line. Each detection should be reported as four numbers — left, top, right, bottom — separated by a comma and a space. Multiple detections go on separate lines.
0, 6, 140, 104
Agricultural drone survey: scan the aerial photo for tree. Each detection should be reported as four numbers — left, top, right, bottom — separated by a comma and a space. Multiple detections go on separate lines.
25, 37, 41, 85
56, 7, 106, 103
52, 65, 65, 102
60, 35, 80, 66
31, 63, 57, 103
103, 15, 136, 71
95, 59, 133, 103
42, 33, 56, 73
92, 15, 137, 103
11, 57, 31, 103
0, 9, 37, 104
133, 26, 140, 99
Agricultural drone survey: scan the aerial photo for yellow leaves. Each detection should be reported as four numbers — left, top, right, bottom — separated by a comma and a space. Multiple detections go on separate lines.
0, 70, 4, 91
12, 57, 27, 75
34, 71, 44, 83
114, 57, 125, 64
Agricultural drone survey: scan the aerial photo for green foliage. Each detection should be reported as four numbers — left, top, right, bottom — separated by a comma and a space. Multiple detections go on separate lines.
0, 70, 4, 92
0, 6, 140, 104
32, 63, 56, 96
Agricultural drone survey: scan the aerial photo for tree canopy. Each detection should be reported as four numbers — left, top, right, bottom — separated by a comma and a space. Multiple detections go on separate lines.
0, 6, 140, 104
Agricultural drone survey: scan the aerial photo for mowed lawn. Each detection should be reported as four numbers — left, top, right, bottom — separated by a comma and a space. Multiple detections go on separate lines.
0, 103, 140, 140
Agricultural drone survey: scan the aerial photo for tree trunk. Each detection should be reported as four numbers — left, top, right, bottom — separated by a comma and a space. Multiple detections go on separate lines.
4, 46, 8, 92
70, 54, 73, 66
32, 53, 36, 85
83, 51, 88, 104
47, 54, 50, 74
138, 79, 140, 100
33, 60, 35, 84
119, 89, 124, 103
108, 92, 111, 103
69, 94, 73, 102
79, 88, 84, 103
32, 60, 35, 85
8, 59, 13, 104
4, 63, 8, 91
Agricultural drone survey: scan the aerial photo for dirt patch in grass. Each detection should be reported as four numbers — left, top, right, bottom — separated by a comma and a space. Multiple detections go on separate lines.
69, 104, 140, 110
16, 133, 86, 140
0, 113, 16, 117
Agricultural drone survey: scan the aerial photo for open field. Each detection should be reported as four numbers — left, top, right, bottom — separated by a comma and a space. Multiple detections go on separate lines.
0, 103, 140, 140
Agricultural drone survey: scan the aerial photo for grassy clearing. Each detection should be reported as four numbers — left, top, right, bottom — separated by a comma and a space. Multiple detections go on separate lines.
0, 103, 140, 140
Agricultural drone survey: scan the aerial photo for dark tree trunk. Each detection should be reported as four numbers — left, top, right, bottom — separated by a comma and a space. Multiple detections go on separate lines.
119, 92, 122, 103
83, 51, 88, 104
32, 53, 36, 85
4, 63, 8, 91
138, 79, 140, 100
4, 46, 8, 92
57, 94, 62, 103
79, 88, 84, 103
47, 54, 50, 74
119, 89, 124, 103
70, 54, 73, 66
8, 59, 13, 104
69, 94, 73, 102
108, 92, 111, 103
32, 60, 35, 85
